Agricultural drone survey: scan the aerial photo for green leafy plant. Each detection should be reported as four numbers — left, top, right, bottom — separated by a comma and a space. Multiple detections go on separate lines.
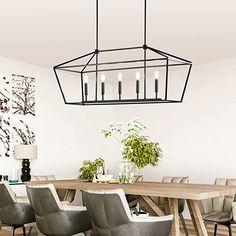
101, 119, 162, 171
79, 158, 104, 180
122, 135, 162, 170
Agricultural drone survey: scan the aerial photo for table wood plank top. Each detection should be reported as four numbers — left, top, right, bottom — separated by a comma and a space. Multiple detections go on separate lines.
27, 179, 236, 200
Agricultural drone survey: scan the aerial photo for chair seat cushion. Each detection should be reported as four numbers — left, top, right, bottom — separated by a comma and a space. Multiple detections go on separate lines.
203, 211, 231, 223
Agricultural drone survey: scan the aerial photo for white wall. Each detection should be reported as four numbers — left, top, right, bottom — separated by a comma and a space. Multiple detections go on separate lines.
1, 56, 236, 185
0, 56, 117, 179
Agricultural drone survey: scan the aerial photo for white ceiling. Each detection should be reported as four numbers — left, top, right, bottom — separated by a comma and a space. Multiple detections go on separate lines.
0, 0, 236, 68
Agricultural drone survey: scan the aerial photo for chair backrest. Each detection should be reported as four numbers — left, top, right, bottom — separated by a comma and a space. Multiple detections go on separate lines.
213, 178, 236, 212
82, 188, 132, 234
83, 188, 173, 236
0, 182, 16, 209
27, 184, 90, 236
159, 176, 189, 207
31, 175, 56, 181
26, 184, 64, 234
27, 184, 62, 214
0, 182, 35, 226
30, 175, 75, 203
134, 175, 144, 182
162, 176, 189, 184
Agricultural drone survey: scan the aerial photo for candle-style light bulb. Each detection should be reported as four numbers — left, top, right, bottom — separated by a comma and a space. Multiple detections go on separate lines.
154, 71, 159, 99
101, 74, 106, 82
154, 71, 160, 79
84, 74, 88, 83
136, 72, 141, 80
118, 73, 123, 82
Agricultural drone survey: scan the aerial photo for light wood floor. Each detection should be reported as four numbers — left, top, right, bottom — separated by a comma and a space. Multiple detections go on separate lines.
0, 221, 235, 236
0, 227, 37, 236
183, 220, 235, 236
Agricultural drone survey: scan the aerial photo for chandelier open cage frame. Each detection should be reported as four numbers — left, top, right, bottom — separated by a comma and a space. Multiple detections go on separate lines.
53, 0, 192, 106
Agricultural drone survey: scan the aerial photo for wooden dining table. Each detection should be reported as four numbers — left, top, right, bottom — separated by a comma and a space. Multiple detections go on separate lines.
28, 179, 236, 236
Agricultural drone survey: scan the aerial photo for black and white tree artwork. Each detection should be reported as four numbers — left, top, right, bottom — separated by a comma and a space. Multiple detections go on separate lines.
12, 74, 35, 116
12, 119, 35, 145
0, 116, 10, 157
0, 76, 10, 113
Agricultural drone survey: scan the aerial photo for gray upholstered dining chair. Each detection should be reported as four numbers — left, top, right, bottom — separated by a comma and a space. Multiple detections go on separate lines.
82, 188, 173, 236
31, 175, 76, 204
199, 178, 236, 236
155, 176, 189, 236
26, 184, 91, 236
0, 181, 35, 236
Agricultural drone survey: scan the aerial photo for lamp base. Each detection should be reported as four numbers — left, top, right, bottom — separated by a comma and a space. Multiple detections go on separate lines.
21, 159, 31, 182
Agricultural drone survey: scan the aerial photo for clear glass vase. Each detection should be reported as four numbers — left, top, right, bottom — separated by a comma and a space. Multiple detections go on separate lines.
118, 161, 134, 184
9, 169, 19, 183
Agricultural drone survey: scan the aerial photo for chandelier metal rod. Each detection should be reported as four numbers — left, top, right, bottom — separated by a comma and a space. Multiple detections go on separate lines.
99, 46, 142, 52
148, 47, 168, 59
165, 59, 169, 100
143, 0, 147, 99
96, 0, 99, 51
53, 68, 67, 104
56, 68, 82, 74
57, 62, 191, 74
181, 64, 192, 102
148, 46, 192, 64
95, 54, 98, 100
144, 0, 147, 46
81, 53, 96, 73
95, 0, 99, 100
54, 51, 95, 69
144, 49, 147, 98
58, 57, 166, 69
65, 99, 181, 106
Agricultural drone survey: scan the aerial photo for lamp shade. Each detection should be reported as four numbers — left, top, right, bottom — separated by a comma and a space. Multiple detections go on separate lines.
14, 145, 37, 160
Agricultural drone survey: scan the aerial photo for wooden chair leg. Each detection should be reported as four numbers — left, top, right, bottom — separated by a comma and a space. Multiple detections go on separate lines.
214, 224, 217, 236
179, 213, 189, 236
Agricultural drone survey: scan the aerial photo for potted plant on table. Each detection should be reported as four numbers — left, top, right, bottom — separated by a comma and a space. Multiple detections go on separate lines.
79, 157, 104, 182
101, 119, 162, 183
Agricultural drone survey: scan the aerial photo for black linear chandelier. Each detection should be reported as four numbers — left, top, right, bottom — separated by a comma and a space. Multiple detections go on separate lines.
53, 0, 192, 106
